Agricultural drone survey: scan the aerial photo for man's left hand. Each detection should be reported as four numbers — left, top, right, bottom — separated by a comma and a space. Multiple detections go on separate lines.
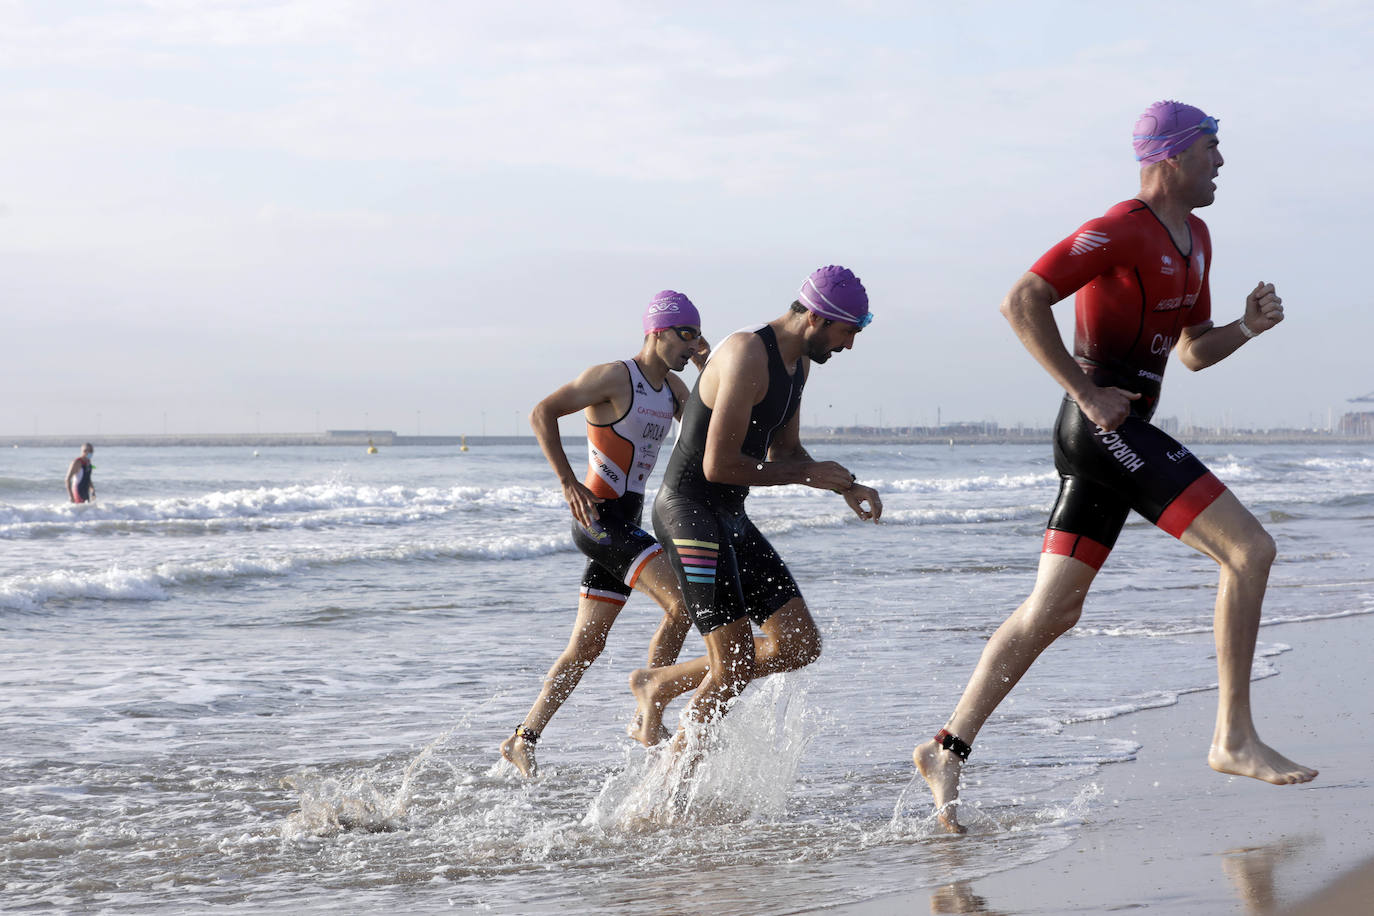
1244, 281, 1284, 335
843, 484, 882, 522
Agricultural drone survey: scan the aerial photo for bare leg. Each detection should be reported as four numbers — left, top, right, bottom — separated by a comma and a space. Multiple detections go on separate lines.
634, 554, 692, 668
501, 597, 620, 777
915, 552, 1097, 833
668, 600, 822, 757
1179, 491, 1317, 784
626, 555, 693, 745
630, 598, 821, 752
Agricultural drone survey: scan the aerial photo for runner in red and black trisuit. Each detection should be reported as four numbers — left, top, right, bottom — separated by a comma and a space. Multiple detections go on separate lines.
915, 100, 1316, 835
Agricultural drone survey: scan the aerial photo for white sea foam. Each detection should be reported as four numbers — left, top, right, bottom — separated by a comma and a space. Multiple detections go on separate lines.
1074, 608, 1374, 640
1299, 456, 1374, 471
0, 531, 574, 610
749, 504, 1046, 540
746, 472, 1058, 500
0, 482, 565, 538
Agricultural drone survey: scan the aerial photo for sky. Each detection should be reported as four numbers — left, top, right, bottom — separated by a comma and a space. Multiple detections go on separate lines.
2, 0, 1371, 437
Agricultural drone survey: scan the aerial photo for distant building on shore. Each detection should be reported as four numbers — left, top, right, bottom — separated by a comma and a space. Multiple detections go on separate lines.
1339, 411, 1374, 437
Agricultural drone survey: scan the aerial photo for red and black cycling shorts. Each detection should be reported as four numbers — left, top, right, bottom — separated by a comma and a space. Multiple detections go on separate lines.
1042, 396, 1227, 570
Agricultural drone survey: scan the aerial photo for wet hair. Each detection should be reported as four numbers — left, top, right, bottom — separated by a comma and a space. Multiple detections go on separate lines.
790, 301, 833, 326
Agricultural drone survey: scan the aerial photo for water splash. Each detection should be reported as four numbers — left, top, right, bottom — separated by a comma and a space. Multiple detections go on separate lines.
584, 675, 822, 831
281, 725, 459, 839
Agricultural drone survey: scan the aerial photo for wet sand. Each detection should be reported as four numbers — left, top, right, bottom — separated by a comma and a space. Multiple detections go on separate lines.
817, 612, 1374, 915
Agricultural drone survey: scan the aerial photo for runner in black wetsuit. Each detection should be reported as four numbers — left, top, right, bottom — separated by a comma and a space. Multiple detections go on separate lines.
500, 291, 710, 778
628, 266, 882, 766
915, 101, 1316, 834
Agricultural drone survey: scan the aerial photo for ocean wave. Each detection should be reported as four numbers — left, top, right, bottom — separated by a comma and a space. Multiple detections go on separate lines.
0, 483, 566, 539
1074, 607, 1373, 639
0, 476, 41, 495
0, 532, 574, 611
751, 503, 1046, 539
1298, 456, 1374, 471
746, 472, 1058, 500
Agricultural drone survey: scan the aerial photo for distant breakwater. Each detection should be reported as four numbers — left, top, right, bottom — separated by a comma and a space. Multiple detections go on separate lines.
5, 428, 1371, 448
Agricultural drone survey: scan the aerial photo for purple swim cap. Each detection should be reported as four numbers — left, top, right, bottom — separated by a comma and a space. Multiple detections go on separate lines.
799, 265, 871, 328
1133, 100, 1218, 164
643, 290, 700, 333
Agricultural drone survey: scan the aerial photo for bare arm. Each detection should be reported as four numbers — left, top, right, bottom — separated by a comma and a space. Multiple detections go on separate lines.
1001, 271, 1140, 431
697, 335, 837, 488
64, 459, 80, 500
1175, 281, 1283, 371
666, 373, 691, 422
698, 336, 881, 518
529, 363, 626, 527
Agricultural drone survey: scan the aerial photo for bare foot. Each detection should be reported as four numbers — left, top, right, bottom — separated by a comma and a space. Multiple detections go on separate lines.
627, 711, 672, 746
628, 668, 668, 747
914, 739, 966, 834
500, 733, 538, 778
1208, 734, 1317, 785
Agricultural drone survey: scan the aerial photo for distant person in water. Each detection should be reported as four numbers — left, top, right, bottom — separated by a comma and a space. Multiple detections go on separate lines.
500, 291, 710, 777
915, 100, 1316, 834
66, 443, 95, 503
629, 265, 882, 775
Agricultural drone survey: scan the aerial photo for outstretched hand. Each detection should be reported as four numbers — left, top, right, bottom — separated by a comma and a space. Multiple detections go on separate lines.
843, 484, 882, 522
1077, 385, 1140, 433
1243, 281, 1284, 336
561, 479, 604, 528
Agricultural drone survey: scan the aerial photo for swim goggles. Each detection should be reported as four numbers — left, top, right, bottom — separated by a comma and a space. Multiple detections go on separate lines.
1133, 115, 1219, 142
668, 326, 703, 342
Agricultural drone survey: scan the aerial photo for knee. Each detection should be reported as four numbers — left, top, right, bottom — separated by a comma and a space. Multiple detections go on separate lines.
664, 596, 691, 627
1020, 595, 1084, 638
566, 633, 608, 664
705, 658, 752, 698
1218, 526, 1276, 577
773, 620, 821, 668
793, 628, 822, 666
1243, 528, 1277, 571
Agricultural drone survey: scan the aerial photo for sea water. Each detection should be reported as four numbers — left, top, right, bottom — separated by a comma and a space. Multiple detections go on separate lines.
2, 441, 1371, 913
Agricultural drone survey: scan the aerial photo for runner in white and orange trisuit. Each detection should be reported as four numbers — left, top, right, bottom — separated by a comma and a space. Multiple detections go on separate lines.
500, 291, 709, 777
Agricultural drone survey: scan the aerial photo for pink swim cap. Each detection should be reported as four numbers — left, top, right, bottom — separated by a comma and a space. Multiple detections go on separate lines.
642, 290, 700, 333
1133, 100, 1218, 164
799, 265, 871, 328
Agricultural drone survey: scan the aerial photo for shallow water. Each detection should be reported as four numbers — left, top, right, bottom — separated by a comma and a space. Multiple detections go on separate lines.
3, 441, 1371, 912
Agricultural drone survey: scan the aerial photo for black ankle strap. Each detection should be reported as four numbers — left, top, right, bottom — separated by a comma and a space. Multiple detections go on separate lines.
514, 725, 540, 745
935, 728, 971, 760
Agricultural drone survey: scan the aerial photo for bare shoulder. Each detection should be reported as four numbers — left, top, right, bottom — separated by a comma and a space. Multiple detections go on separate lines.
710, 329, 767, 374
539, 359, 631, 417
573, 359, 632, 395
703, 329, 769, 405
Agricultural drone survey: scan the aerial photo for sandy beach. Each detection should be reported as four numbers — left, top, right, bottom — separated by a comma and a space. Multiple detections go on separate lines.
817, 611, 1374, 915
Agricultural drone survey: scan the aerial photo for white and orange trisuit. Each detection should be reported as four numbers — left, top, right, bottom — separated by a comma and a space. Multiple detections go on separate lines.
571, 358, 679, 606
